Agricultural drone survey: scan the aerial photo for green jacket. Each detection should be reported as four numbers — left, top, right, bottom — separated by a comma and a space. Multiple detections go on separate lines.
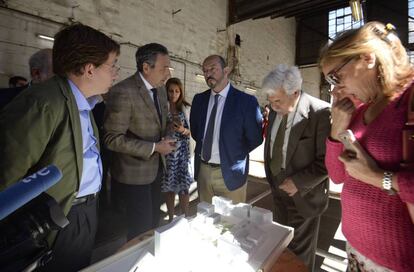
0, 75, 99, 217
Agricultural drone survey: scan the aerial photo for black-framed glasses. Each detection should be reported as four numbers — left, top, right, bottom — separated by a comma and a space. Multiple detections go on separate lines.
325, 58, 352, 86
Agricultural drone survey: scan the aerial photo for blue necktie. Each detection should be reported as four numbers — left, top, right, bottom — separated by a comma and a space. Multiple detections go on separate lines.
151, 88, 161, 122
202, 94, 219, 161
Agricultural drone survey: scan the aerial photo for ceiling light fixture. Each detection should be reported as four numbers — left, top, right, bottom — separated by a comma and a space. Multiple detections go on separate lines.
36, 34, 54, 42
349, 0, 363, 22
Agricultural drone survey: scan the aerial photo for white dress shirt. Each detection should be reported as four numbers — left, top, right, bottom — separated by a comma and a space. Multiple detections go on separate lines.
139, 72, 156, 101
202, 82, 231, 164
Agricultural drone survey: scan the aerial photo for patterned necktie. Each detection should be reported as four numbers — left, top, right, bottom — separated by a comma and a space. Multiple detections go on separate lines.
151, 88, 161, 122
202, 94, 219, 161
270, 114, 288, 175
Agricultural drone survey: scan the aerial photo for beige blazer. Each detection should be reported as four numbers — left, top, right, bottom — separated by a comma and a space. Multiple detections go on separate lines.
103, 72, 168, 185
264, 92, 331, 218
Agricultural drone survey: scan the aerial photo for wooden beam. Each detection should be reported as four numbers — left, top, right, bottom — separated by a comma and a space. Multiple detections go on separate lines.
230, 0, 348, 24
234, 0, 289, 21
253, 0, 339, 20
274, 2, 348, 18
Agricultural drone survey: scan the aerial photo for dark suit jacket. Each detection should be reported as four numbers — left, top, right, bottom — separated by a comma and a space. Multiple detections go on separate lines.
190, 85, 263, 191
264, 92, 331, 218
0, 85, 27, 110
104, 72, 168, 185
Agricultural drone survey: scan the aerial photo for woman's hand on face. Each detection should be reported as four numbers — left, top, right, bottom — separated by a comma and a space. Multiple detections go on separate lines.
331, 91, 356, 140
338, 139, 382, 187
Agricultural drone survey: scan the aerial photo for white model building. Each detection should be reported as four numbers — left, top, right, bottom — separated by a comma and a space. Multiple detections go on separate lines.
82, 196, 294, 272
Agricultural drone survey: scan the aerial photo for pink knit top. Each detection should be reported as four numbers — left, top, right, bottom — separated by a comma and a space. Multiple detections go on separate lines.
325, 89, 414, 272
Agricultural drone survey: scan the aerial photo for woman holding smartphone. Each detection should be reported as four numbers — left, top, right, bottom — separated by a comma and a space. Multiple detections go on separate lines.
162, 77, 193, 222
320, 22, 414, 271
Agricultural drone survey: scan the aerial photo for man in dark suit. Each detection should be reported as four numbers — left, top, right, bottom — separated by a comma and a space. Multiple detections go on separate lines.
262, 64, 331, 271
0, 48, 53, 110
190, 55, 263, 204
8, 76, 27, 87
104, 43, 175, 240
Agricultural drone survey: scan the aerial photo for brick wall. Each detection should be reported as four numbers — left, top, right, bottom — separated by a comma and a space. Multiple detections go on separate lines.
300, 66, 321, 99
0, 0, 317, 105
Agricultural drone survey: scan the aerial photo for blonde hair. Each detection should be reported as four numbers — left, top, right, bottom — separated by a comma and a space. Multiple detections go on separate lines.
319, 21, 414, 97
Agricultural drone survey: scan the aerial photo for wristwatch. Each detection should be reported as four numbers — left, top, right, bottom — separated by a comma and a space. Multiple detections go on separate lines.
382, 171, 397, 195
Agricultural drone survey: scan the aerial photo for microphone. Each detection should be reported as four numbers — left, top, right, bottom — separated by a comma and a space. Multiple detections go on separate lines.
0, 165, 62, 220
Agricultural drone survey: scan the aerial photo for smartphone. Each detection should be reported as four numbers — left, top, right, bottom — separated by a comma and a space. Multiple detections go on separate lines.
338, 129, 356, 154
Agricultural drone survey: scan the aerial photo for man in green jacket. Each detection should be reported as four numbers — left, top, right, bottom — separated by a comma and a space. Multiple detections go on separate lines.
0, 23, 120, 272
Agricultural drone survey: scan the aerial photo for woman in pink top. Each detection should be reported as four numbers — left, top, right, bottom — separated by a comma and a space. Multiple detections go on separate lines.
319, 22, 414, 272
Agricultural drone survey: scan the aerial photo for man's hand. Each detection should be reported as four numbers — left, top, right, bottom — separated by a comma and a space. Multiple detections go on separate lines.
154, 138, 176, 155
278, 177, 298, 197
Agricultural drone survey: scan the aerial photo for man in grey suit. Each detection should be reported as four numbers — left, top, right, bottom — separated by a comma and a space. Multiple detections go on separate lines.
104, 43, 175, 240
262, 64, 331, 271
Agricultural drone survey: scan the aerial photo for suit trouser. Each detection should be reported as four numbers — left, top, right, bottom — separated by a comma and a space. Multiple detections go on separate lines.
114, 165, 162, 241
198, 161, 247, 204
272, 189, 320, 272
37, 196, 98, 272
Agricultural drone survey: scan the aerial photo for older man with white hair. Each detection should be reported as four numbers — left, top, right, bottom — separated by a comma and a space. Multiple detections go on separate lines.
29, 48, 54, 84
262, 64, 331, 271
0, 48, 53, 109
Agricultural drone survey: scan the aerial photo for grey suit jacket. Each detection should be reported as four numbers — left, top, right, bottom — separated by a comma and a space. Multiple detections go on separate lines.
103, 72, 168, 185
264, 92, 331, 218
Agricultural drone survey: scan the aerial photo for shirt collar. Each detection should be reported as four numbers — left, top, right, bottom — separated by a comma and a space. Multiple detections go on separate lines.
291, 91, 302, 115
139, 72, 154, 91
210, 82, 230, 98
68, 79, 99, 111
279, 91, 302, 120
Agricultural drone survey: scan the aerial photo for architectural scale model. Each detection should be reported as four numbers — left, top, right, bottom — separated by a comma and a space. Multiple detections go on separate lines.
82, 196, 294, 272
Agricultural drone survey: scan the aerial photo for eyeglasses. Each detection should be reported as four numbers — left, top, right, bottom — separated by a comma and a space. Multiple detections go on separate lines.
102, 63, 121, 74
325, 58, 352, 86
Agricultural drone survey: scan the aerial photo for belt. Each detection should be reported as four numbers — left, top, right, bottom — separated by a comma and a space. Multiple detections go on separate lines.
72, 192, 98, 206
201, 160, 220, 168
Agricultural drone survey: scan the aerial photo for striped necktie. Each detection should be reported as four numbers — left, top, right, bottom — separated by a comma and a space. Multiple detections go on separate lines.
202, 94, 219, 161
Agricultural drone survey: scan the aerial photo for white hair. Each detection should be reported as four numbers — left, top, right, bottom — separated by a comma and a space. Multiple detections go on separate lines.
262, 64, 303, 95
29, 48, 52, 74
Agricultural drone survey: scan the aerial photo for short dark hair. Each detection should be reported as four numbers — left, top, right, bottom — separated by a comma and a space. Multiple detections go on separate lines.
8, 76, 27, 87
53, 23, 120, 76
203, 55, 226, 69
135, 43, 169, 72
216, 55, 226, 68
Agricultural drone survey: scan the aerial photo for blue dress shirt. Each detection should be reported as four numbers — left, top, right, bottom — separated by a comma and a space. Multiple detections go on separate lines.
68, 80, 102, 198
